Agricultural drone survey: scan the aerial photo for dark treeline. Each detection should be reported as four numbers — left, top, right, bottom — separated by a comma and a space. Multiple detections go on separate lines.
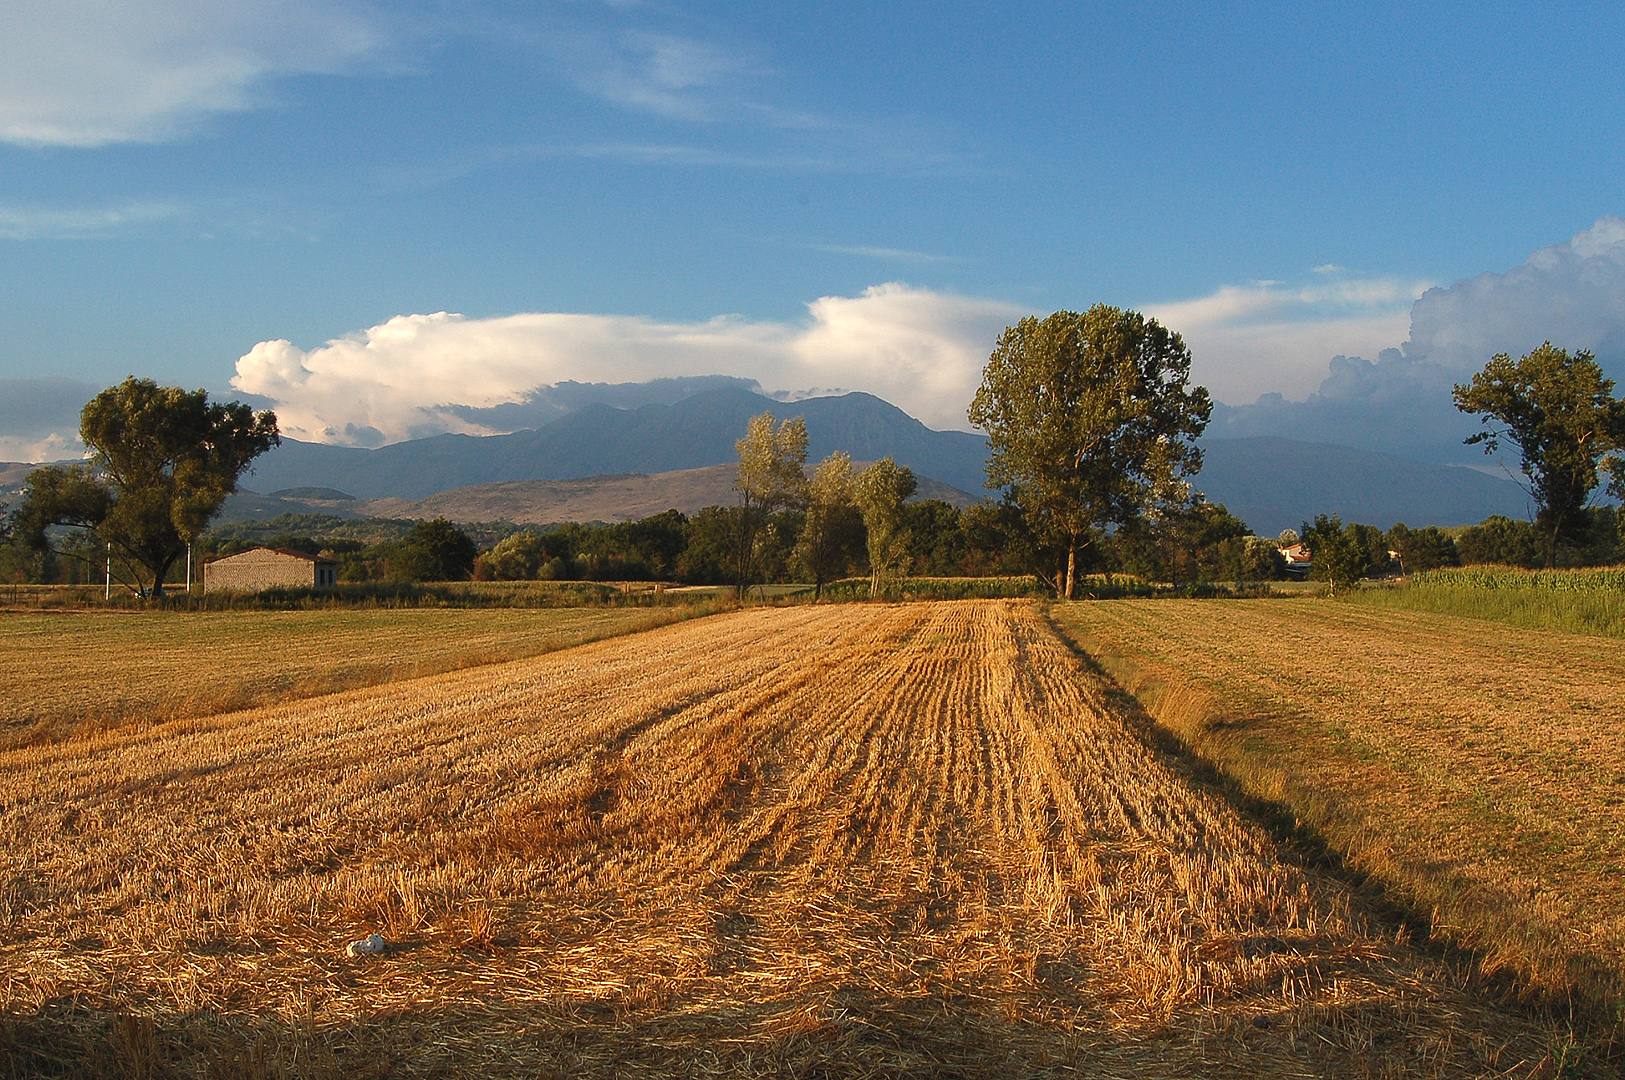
175, 499, 1293, 589
1323, 506, 1624, 576
10, 500, 1625, 591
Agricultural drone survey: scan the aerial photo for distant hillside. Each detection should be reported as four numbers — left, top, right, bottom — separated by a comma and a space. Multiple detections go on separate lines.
217, 487, 369, 522
222, 465, 978, 527
244, 387, 992, 499
0, 462, 35, 500
13, 391, 1541, 540
1194, 437, 1531, 536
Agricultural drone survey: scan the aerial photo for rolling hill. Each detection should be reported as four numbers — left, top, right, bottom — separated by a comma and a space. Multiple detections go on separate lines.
350, 465, 978, 525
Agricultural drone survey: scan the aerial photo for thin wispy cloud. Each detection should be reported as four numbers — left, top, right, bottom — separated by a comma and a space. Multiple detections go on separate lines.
383, 129, 975, 196
492, 8, 976, 178
540, 27, 756, 122
0, 201, 185, 240
807, 244, 966, 265
0, 0, 398, 147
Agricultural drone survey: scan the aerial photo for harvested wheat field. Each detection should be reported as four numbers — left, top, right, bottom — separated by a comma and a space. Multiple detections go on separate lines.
0, 601, 1566, 1077
0, 606, 690, 750
1053, 599, 1625, 1027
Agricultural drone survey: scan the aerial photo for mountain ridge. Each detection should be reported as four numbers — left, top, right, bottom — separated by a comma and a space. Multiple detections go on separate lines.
7, 384, 1536, 536
244, 387, 992, 499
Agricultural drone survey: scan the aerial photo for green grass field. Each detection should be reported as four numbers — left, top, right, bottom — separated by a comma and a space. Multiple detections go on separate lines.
0, 605, 708, 749
1355, 565, 1625, 637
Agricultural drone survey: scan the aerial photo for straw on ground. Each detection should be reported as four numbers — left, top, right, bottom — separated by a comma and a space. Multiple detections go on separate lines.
1, 601, 1569, 1077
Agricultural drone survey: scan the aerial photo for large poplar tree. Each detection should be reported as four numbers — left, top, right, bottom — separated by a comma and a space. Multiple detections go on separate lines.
968, 305, 1211, 599
729, 412, 807, 596
853, 457, 916, 598
794, 451, 863, 600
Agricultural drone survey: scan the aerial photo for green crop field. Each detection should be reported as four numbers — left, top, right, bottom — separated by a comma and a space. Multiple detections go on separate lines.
1355, 566, 1625, 637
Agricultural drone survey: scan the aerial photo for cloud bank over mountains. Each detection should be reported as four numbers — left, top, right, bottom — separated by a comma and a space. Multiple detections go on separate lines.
7, 218, 1625, 469
232, 216, 1625, 463
231, 284, 1025, 443
1212, 216, 1625, 464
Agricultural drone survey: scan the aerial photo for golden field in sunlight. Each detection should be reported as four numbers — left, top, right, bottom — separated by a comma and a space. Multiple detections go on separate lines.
0, 601, 1570, 1077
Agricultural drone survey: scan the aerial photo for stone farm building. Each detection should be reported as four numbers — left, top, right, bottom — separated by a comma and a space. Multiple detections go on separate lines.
203, 547, 337, 593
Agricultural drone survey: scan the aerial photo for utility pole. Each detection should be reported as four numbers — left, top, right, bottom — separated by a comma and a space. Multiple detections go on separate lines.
186, 541, 192, 593
105, 542, 111, 600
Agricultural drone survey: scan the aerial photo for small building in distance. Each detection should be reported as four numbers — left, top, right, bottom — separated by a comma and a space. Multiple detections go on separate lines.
1278, 541, 1312, 575
204, 546, 337, 593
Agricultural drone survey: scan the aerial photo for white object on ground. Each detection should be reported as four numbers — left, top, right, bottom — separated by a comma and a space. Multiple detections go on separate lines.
346, 933, 387, 957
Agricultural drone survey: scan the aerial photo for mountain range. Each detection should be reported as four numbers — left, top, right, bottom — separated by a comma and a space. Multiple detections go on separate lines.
211, 385, 1531, 537
243, 387, 993, 500
0, 384, 1533, 537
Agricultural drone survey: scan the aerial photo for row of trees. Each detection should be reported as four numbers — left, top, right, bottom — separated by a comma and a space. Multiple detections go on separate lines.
1296, 506, 1625, 593
6, 323, 1623, 598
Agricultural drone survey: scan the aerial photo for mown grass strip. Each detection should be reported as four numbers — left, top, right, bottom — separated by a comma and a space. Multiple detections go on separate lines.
1050, 598, 1625, 1052
1, 600, 727, 749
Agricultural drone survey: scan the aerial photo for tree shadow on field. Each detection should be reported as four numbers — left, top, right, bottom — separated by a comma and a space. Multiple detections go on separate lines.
1045, 611, 1445, 927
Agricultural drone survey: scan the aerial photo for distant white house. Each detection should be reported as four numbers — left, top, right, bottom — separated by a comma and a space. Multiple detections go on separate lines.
1279, 541, 1312, 574
204, 546, 337, 592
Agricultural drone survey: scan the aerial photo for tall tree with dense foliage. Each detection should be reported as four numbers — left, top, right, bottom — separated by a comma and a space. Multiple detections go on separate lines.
853, 457, 916, 598
794, 452, 863, 599
14, 378, 278, 597
730, 412, 808, 596
1301, 514, 1369, 596
1453, 343, 1625, 568
1385, 523, 1460, 573
391, 518, 478, 582
969, 305, 1211, 599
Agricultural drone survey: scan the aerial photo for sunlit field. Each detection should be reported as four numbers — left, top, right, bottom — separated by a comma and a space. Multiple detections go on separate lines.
0, 606, 698, 749
1, 601, 1566, 1077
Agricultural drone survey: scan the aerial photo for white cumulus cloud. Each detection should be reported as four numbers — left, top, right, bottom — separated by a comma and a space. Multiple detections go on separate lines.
1145, 275, 1431, 403
1404, 216, 1625, 369
231, 284, 1026, 444
0, 0, 392, 146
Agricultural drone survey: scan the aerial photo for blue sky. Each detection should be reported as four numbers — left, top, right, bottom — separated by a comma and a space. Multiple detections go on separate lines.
2, 0, 1624, 459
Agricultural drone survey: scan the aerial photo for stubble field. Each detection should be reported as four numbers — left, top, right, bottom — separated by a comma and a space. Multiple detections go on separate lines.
0, 600, 1564, 1077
